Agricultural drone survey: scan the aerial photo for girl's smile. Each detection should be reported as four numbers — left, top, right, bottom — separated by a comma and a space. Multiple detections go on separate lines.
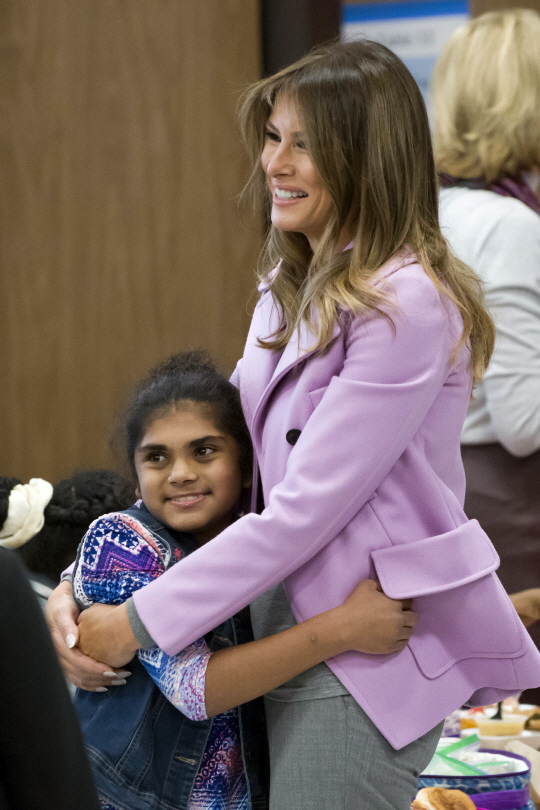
134, 403, 248, 546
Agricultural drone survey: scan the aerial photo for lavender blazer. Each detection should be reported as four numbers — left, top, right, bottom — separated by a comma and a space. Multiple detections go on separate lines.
134, 253, 540, 749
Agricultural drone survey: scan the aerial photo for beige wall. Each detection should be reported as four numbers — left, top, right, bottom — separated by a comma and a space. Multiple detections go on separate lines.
0, 1, 262, 482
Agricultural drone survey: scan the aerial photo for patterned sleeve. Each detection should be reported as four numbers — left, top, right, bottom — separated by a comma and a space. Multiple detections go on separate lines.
73, 513, 211, 721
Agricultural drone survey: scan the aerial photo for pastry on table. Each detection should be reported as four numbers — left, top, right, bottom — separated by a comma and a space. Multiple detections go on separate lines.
411, 787, 476, 810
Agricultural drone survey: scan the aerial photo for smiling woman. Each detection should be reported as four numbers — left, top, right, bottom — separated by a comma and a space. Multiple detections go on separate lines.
47, 41, 540, 810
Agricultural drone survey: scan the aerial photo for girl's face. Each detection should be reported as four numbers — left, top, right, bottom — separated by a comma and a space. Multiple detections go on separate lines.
134, 404, 248, 546
261, 96, 333, 250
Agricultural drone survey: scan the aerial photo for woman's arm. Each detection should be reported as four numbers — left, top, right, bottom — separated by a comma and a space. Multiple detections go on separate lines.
510, 588, 540, 628
141, 579, 416, 718
77, 265, 455, 663
74, 512, 416, 713
204, 580, 415, 716
45, 580, 127, 690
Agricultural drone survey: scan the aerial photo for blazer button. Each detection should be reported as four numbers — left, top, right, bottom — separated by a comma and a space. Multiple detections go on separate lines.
286, 429, 301, 445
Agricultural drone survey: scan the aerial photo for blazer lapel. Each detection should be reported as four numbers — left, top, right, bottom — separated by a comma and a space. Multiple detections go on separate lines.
250, 312, 341, 448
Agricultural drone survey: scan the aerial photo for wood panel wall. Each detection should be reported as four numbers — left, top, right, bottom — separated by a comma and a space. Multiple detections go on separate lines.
0, 0, 262, 483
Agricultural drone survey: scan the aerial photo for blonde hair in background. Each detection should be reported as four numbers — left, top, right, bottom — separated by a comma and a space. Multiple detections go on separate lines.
239, 41, 494, 383
432, 9, 540, 182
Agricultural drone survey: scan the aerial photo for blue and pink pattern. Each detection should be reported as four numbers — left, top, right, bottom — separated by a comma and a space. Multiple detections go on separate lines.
74, 509, 248, 809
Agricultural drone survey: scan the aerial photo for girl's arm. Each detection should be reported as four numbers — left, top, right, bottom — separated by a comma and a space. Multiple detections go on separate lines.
204, 579, 415, 716
75, 512, 416, 717
140, 578, 415, 719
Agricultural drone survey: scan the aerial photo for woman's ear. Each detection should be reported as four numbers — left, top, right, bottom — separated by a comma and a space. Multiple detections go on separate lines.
135, 485, 141, 499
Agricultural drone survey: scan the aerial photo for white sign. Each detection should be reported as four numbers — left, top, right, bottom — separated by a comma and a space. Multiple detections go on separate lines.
342, 1, 469, 109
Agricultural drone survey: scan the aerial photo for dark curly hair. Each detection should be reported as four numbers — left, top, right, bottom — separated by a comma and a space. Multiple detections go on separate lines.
121, 350, 253, 484
0, 477, 23, 529
0, 471, 135, 583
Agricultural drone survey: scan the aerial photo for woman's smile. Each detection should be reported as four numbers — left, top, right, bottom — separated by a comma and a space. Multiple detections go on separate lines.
273, 184, 309, 202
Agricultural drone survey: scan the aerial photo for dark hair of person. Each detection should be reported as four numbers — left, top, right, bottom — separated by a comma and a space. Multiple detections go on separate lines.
121, 350, 253, 484
0, 477, 23, 529
1, 471, 135, 583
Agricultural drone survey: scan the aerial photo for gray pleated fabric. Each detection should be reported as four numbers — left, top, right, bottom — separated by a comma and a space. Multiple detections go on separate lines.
264, 695, 442, 810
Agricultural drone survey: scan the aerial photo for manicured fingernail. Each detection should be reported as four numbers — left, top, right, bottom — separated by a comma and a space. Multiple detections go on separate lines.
94, 687, 108, 693
103, 671, 117, 677
110, 679, 127, 686
116, 670, 132, 677
66, 634, 76, 648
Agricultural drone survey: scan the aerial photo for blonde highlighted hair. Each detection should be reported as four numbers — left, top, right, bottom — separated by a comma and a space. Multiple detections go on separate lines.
432, 9, 540, 182
239, 41, 494, 382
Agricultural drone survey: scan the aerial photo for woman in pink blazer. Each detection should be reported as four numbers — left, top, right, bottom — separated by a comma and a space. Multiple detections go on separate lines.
48, 41, 540, 809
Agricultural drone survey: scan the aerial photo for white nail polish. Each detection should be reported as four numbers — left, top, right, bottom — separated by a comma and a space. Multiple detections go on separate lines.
110, 679, 127, 686
94, 687, 108, 693
116, 670, 132, 677
66, 634, 76, 649
103, 671, 117, 677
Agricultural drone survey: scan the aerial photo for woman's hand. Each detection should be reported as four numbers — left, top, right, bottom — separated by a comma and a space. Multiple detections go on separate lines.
330, 579, 418, 655
45, 580, 133, 690
510, 588, 540, 628
77, 601, 140, 668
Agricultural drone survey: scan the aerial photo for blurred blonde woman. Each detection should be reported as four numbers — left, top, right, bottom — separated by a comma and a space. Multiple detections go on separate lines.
433, 10, 540, 699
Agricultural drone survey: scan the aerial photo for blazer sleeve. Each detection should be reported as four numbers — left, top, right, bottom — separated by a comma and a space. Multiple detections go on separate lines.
134, 268, 465, 656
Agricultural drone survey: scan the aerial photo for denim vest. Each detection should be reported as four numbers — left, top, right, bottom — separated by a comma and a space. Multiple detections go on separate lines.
74, 505, 269, 810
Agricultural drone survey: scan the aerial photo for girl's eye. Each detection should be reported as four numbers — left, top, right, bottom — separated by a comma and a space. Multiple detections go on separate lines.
265, 130, 280, 142
196, 447, 215, 458
147, 453, 165, 463
295, 140, 306, 150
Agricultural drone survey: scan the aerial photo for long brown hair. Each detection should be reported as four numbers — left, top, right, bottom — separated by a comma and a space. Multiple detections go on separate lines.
239, 40, 494, 382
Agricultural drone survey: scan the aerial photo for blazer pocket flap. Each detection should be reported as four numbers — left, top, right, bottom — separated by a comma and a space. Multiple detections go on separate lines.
371, 520, 500, 599
408, 574, 527, 678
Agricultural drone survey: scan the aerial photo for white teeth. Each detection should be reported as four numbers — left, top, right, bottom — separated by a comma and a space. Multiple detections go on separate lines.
275, 188, 307, 199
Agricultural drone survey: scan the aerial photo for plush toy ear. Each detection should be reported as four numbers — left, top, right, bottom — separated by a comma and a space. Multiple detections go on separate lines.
412, 788, 476, 810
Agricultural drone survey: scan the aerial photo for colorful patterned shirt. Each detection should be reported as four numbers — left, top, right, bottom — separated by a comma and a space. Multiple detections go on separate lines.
73, 508, 248, 810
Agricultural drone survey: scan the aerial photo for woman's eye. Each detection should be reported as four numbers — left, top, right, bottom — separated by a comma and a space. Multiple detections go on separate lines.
147, 453, 165, 463
295, 140, 306, 150
265, 130, 280, 142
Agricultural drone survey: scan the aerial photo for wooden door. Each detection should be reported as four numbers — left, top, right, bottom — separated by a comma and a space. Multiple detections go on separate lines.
0, 0, 262, 482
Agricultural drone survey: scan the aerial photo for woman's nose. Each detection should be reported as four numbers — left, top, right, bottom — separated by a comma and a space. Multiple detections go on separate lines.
266, 142, 293, 178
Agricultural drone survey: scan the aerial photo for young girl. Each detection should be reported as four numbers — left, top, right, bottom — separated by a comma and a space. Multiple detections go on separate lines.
72, 350, 416, 810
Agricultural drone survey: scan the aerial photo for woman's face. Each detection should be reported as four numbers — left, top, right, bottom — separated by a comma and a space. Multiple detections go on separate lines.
261, 96, 333, 250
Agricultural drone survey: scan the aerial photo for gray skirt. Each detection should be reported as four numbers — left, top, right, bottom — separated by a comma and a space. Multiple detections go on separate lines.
264, 695, 442, 810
